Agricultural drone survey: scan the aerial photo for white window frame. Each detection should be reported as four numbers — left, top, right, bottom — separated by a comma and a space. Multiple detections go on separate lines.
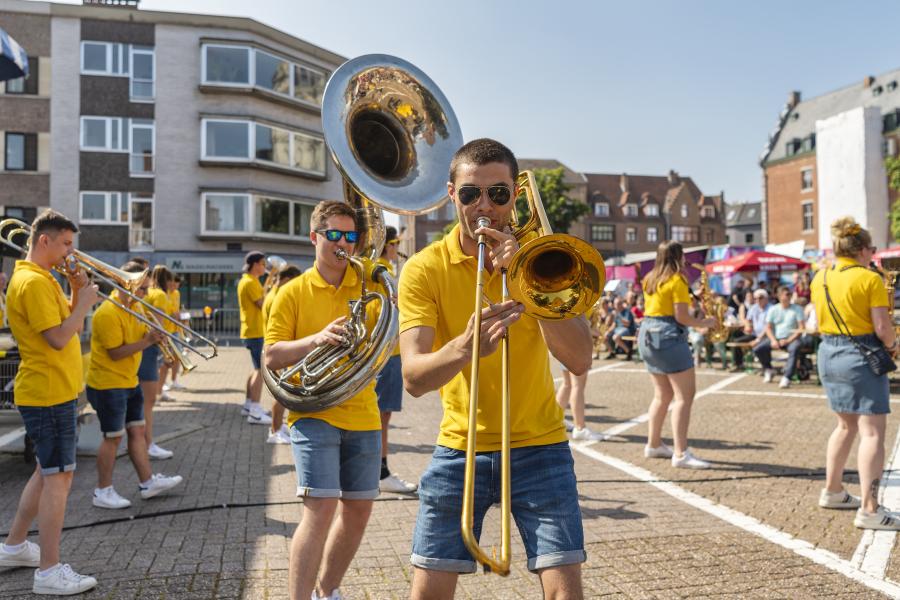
624, 203, 638, 217
680, 204, 689, 219
80, 116, 129, 152
801, 167, 814, 192
201, 43, 326, 107
200, 118, 327, 177
80, 41, 130, 77
201, 193, 252, 236
647, 226, 658, 242
129, 120, 155, 177
644, 203, 659, 217
129, 46, 155, 102
593, 202, 609, 218
625, 226, 637, 243
801, 201, 814, 233
200, 191, 316, 240
700, 205, 716, 218
128, 193, 155, 250
79, 191, 129, 225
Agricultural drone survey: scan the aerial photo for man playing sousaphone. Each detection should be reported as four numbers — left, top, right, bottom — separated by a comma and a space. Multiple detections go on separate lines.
264, 200, 382, 600
399, 138, 592, 599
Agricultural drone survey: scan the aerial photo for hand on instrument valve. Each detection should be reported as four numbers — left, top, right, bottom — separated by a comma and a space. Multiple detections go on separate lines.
474, 224, 519, 272
699, 317, 718, 329
67, 268, 90, 291
460, 300, 524, 359
313, 316, 350, 347
74, 282, 100, 312
144, 328, 166, 346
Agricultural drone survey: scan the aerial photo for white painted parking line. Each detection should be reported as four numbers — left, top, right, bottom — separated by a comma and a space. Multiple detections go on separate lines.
708, 389, 900, 403
553, 361, 623, 383
597, 367, 734, 377
570, 443, 900, 597
0, 426, 25, 449
852, 424, 900, 578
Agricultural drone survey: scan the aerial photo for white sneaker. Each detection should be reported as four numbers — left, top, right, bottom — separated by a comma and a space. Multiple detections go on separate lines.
241, 400, 252, 416
266, 429, 291, 444
170, 381, 187, 391
32, 564, 97, 595
280, 423, 291, 437
563, 418, 574, 432
644, 444, 674, 459
161, 383, 172, 392
139, 473, 183, 500
0, 540, 40, 568
672, 449, 711, 469
92, 486, 131, 510
247, 406, 273, 425
312, 589, 343, 600
147, 443, 173, 460
571, 426, 603, 441
819, 488, 861, 509
159, 391, 176, 402
763, 369, 774, 384
379, 473, 418, 493
855, 506, 900, 530
779, 376, 791, 389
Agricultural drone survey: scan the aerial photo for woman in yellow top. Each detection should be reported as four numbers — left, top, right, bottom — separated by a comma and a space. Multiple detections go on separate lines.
810, 217, 900, 530
139, 265, 176, 460
162, 276, 186, 393
261, 263, 301, 445
638, 241, 717, 470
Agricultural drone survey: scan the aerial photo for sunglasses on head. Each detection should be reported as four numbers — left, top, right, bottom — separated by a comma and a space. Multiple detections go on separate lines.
317, 229, 360, 243
456, 184, 512, 207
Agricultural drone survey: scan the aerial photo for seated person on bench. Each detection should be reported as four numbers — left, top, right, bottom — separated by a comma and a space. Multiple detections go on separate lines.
606, 296, 636, 360
753, 285, 805, 389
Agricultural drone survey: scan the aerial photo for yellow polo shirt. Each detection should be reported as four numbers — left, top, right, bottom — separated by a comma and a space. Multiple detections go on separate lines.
7, 260, 83, 407
144, 287, 173, 332
398, 224, 565, 452
265, 263, 380, 430
811, 257, 889, 336
87, 294, 146, 390
644, 274, 691, 317
238, 273, 264, 339
377, 256, 401, 358
262, 285, 278, 329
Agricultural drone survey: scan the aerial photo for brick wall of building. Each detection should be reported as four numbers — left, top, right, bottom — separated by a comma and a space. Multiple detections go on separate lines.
764, 154, 817, 247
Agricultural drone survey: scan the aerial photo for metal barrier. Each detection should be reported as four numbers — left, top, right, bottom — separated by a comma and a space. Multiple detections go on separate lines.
199, 308, 241, 346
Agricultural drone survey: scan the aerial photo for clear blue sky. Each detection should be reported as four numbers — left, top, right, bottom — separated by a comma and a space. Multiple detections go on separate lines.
56, 0, 900, 204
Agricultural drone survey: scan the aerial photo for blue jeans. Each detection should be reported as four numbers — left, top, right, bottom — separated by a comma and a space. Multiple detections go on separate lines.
86, 386, 144, 438
375, 355, 403, 412
18, 400, 78, 475
411, 442, 586, 573
754, 337, 802, 378
290, 418, 381, 499
138, 344, 161, 382
243, 337, 264, 370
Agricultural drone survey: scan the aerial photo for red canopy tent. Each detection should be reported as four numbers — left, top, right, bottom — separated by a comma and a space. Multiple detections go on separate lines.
705, 250, 810, 274
875, 247, 900, 264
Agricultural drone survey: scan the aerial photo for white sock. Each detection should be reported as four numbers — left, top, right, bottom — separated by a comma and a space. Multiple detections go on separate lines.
36, 563, 61, 577
2, 541, 26, 552
140, 477, 153, 488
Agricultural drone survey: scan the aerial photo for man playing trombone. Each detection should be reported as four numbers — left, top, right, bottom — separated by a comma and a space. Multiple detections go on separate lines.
85, 262, 183, 510
399, 139, 591, 599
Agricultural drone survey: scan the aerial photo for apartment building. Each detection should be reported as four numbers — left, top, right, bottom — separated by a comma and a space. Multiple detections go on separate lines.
760, 69, 900, 249
725, 201, 762, 246
0, 0, 345, 309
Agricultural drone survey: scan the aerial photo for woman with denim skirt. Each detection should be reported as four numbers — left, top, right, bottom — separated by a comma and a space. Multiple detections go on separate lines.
638, 241, 718, 469
810, 216, 900, 530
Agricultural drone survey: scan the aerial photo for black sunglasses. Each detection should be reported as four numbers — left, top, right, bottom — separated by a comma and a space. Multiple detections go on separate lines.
457, 185, 513, 206
317, 229, 360, 243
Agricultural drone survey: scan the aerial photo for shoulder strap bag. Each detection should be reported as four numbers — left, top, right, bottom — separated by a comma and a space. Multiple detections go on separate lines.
822, 266, 896, 376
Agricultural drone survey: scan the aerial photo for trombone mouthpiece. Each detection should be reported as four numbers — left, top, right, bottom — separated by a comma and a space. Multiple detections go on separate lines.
335, 248, 348, 260
476, 217, 490, 229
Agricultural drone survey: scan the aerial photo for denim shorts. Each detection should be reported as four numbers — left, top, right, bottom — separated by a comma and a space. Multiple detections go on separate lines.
290, 418, 381, 499
375, 355, 403, 413
411, 442, 586, 573
818, 335, 890, 415
86, 385, 145, 438
138, 344, 161, 382
18, 400, 78, 475
638, 316, 694, 374
243, 337, 264, 370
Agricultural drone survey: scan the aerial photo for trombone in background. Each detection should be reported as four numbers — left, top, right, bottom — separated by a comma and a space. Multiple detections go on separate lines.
263, 255, 287, 294
0, 218, 216, 373
463, 174, 605, 576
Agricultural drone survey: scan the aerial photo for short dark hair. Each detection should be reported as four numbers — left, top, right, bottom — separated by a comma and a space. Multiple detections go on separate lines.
449, 138, 518, 184
278, 264, 302, 281
151, 264, 173, 289
310, 200, 357, 232
31, 209, 77, 241
777, 285, 791, 296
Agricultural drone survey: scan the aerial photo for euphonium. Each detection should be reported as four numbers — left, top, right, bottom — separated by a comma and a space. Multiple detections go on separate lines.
261, 54, 462, 413
691, 263, 730, 343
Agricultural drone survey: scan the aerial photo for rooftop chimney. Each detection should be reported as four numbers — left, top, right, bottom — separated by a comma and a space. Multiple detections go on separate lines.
864, 76, 876, 88
787, 91, 801, 108
667, 169, 680, 186
619, 173, 629, 194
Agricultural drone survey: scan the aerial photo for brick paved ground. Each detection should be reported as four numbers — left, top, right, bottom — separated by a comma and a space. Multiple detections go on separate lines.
0, 348, 898, 598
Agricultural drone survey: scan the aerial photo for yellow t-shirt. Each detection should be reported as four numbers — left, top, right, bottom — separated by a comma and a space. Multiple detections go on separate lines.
262, 286, 278, 329
811, 257, 889, 336
144, 288, 172, 332
87, 295, 146, 390
398, 224, 565, 452
7, 260, 83, 407
238, 273, 264, 339
643, 274, 691, 317
265, 264, 380, 430
377, 256, 401, 358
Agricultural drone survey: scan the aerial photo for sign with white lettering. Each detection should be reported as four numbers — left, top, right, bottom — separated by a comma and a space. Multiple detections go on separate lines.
165, 255, 244, 273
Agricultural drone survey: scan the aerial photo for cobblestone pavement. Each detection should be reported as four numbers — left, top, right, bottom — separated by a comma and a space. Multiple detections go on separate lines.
2, 349, 900, 598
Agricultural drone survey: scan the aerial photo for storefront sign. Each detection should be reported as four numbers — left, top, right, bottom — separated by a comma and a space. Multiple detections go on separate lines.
165, 255, 244, 273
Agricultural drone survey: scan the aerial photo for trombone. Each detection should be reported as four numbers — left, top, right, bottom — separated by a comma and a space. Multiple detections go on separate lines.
0, 218, 217, 369
461, 173, 605, 576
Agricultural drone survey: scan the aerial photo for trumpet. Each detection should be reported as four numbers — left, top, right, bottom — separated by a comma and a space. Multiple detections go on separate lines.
0, 218, 216, 368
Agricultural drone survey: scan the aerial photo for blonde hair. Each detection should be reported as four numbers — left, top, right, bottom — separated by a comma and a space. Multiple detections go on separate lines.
642, 241, 684, 295
831, 216, 872, 258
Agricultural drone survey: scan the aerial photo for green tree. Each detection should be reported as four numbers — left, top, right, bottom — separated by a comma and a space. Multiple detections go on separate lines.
888, 156, 900, 242
516, 167, 588, 234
